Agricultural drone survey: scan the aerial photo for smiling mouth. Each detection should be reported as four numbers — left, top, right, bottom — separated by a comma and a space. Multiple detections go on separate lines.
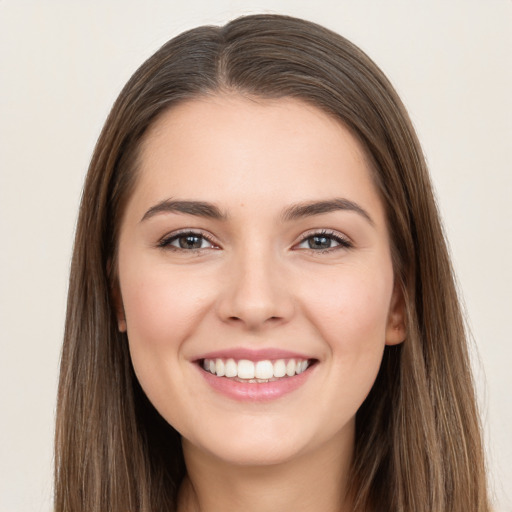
200, 358, 316, 383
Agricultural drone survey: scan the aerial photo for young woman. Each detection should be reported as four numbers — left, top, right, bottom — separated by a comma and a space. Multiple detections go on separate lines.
54, 14, 490, 512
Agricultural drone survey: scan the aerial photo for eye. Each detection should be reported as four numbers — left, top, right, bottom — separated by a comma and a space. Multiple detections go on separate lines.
158, 231, 217, 251
295, 230, 352, 251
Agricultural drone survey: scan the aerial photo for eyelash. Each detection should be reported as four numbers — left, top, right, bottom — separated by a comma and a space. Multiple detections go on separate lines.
295, 230, 353, 253
157, 230, 218, 252
157, 229, 353, 253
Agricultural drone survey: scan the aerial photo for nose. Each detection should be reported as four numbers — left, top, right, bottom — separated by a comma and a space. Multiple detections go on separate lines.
216, 247, 295, 330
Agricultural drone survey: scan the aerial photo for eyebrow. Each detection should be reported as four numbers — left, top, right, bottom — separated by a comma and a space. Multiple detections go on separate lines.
281, 198, 374, 226
140, 199, 228, 222
140, 197, 374, 226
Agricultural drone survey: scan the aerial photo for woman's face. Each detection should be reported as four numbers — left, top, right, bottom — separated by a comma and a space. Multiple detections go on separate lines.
116, 95, 405, 467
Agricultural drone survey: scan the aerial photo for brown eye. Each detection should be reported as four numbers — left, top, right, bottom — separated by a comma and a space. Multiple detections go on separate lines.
159, 231, 215, 251
176, 234, 206, 249
308, 235, 333, 250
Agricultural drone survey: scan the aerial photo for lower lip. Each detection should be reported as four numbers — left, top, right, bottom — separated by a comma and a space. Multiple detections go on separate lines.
197, 365, 315, 402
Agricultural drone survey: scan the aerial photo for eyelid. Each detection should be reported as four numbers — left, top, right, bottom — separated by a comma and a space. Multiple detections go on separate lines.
293, 229, 353, 251
155, 228, 352, 252
157, 228, 220, 250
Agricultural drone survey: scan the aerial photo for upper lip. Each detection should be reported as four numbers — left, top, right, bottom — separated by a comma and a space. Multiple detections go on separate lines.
194, 348, 314, 362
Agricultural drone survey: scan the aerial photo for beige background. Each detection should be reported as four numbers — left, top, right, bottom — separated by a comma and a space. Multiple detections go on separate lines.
0, 1, 510, 511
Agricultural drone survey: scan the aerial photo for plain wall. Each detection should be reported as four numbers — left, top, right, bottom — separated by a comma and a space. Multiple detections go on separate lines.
0, 1, 510, 511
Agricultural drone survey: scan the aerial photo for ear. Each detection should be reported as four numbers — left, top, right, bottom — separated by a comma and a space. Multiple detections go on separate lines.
108, 268, 126, 334
107, 259, 127, 332
111, 282, 127, 332
385, 282, 406, 345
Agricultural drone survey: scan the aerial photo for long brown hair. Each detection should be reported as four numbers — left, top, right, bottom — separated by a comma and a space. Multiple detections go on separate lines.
55, 14, 489, 511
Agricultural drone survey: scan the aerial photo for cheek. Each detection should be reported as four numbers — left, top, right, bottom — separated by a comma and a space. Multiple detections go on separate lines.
307, 266, 393, 388
118, 264, 215, 426
312, 266, 392, 337
119, 263, 215, 382
125, 280, 182, 345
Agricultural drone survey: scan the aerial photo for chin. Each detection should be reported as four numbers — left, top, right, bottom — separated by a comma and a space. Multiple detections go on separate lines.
200, 436, 306, 468
181, 413, 351, 469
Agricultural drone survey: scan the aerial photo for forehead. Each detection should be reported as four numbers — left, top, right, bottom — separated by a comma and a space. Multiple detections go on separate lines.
131, 94, 383, 221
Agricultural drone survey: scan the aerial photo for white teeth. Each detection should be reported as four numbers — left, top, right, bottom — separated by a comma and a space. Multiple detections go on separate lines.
237, 360, 255, 379
216, 359, 225, 377
255, 360, 274, 379
286, 359, 296, 377
225, 358, 237, 378
202, 357, 312, 380
273, 359, 286, 378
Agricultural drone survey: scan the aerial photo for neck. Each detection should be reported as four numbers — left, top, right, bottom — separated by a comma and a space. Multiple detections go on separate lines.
177, 430, 354, 512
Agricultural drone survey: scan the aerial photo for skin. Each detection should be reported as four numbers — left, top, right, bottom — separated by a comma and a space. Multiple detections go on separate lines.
115, 94, 405, 512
